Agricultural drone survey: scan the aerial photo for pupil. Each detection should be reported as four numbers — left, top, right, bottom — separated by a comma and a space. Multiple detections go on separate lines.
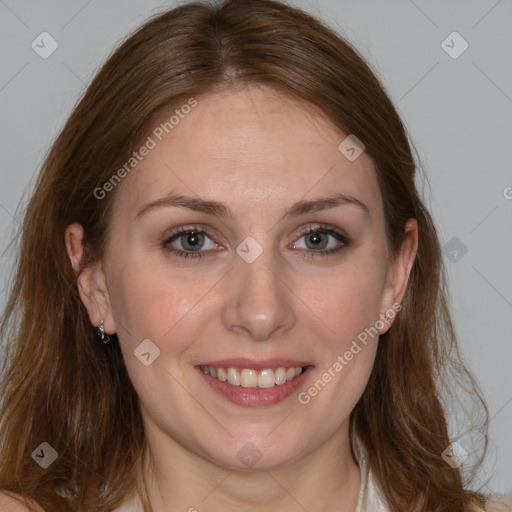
184, 231, 203, 250
307, 231, 327, 249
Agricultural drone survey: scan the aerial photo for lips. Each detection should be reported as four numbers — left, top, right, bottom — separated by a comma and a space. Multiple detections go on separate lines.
195, 358, 314, 407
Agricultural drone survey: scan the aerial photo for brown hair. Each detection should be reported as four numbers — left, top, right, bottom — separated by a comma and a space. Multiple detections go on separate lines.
0, 0, 490, 510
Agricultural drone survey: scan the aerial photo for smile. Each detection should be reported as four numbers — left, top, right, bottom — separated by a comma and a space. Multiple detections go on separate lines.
196, 362, 314, 407
199, 365, 305, 388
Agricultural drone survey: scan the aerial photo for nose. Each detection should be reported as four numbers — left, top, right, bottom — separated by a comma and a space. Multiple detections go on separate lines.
220, 245, 296, 342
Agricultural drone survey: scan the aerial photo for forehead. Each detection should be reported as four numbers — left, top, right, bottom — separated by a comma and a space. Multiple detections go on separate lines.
111, 86, 382, 221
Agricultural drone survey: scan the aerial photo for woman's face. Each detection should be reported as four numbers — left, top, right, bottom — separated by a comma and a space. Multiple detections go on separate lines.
71, 86, 416, 471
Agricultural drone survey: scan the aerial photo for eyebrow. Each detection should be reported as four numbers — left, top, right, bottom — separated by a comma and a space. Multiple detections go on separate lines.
135, 192, 370, 220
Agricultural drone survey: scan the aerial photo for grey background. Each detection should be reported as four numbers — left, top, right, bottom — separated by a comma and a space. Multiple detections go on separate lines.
1, 0, 511, 497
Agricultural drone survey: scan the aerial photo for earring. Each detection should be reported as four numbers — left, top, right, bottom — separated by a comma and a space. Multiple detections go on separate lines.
94, 320, 111, 345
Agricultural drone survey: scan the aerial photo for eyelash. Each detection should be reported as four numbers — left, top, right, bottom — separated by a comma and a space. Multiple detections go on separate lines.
162, 223, 352, 260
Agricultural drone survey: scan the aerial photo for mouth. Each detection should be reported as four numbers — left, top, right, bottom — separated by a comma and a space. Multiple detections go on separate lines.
195, 359, 314, 407
199, 365, 306, 387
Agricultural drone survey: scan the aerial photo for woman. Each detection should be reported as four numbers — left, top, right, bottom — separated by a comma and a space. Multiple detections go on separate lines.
0, 0, 507, 510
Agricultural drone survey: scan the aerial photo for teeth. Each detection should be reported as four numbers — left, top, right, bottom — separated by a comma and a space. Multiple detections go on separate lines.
201, 365, 305, 388
258, 369, 276, 388
275, 367, 287, 385
227, 367, 240, 386
240, 369, 258, 387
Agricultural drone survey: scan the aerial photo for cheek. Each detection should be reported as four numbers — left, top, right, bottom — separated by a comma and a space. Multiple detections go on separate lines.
296, 267, 381, 430
109, 255, 202, 335
295, 249, 386, 406
307, 273, 381, 398
108, 260, 201, 410
305, 258, 387, 346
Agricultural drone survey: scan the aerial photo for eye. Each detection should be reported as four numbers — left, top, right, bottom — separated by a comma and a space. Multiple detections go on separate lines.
162, 223, 352, 260
162, 226, 220, 259
291, 224, 351, 257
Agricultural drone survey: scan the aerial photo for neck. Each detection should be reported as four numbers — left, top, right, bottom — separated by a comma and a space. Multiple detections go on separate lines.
136, 419, 362, 512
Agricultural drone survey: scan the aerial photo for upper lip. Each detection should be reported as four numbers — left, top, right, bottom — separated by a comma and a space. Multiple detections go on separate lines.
197, 358, 312, 370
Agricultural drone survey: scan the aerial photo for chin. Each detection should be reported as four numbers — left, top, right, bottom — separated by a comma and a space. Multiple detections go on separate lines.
202, 434, 305, 472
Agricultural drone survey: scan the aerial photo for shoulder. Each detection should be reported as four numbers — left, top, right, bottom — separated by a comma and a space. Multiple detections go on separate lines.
0, 491, 45, 512
485, 496, 512, 511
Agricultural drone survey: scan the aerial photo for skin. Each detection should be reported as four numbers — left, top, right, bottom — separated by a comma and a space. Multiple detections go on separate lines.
65, 86, 418, 512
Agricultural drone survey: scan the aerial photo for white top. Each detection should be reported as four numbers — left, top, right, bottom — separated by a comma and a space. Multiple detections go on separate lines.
354, 441, 390, 512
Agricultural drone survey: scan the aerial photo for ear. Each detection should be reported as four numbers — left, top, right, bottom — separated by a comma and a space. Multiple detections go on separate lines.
378, 218, 418, 334
64, 222, 116, 334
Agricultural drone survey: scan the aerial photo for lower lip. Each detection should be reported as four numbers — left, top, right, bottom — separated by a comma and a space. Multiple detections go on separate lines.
196, 366, 313, 407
